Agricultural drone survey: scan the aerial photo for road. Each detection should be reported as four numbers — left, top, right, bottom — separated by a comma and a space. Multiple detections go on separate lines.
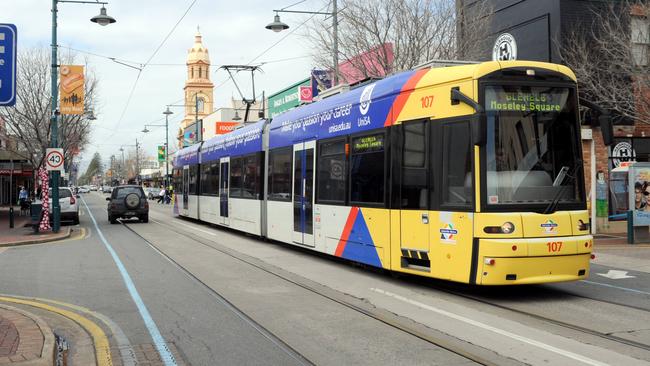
1, 191, 649, 365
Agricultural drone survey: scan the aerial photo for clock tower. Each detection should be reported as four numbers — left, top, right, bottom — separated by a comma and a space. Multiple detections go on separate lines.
180, 28, 214, 146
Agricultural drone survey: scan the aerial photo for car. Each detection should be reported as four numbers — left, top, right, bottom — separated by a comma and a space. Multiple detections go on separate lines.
48, 187, 80, 225
89, 185, 98, 191
106, 185, 149, 224
78, 186, 90, 193
143, 186, 160, 200
101, 185, 113, 194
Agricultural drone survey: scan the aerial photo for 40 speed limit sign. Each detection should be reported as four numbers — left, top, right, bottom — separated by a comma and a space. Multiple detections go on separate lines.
45, 148, 65, 171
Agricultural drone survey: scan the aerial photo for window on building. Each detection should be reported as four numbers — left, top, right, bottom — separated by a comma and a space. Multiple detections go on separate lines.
242, 153, 263, 199
441, 122, 472, 208
632, 16, 650, 66
191, 67, 194, 79
199, 67, 203, 78
268, 147, 292, 201
317, 138, 347, 204
229, 157, 243, 198
350, 132, 385, 205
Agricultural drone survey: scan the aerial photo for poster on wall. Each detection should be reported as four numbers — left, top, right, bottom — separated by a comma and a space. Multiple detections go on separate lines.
628, 163, 650, 226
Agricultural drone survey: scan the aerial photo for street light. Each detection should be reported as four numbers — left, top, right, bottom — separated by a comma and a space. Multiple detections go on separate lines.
50, 0, 116, 233
266, 1, 339, 84
265, 13, 289, 32
90, 6, 116, 26
141, 106, 173, 188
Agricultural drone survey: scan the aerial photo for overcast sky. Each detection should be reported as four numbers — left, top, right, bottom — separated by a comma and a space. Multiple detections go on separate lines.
4, 0, 326, 172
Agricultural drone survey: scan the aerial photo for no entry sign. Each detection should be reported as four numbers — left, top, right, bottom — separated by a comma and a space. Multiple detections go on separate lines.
45, 148, 64, 171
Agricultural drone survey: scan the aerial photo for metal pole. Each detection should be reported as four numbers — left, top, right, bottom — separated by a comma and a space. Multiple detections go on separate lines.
165, 113, 169, 188
135, 139, 140, 185
50, 0, 61, 232
9, 158, 14, 228
195, 93, 199, 143
332, 0, 339, 86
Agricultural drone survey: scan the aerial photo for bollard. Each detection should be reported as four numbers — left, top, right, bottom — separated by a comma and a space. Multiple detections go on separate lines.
627, 210, 634, 244
9, 207, 14, 228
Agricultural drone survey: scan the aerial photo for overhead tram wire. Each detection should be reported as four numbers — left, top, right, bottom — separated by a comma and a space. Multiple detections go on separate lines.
108, 0, 199, 138
212, 1, 331, 90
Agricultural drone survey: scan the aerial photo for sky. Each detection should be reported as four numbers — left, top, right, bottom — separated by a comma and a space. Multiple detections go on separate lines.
3, 0, 328, 173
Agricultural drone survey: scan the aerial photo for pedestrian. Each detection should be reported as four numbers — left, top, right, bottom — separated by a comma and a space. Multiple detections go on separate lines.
18, 186, 29, 216
165, 186, 173, 204
157, 186, 165, 204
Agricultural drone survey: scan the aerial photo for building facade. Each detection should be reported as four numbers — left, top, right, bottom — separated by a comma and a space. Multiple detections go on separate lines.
179, 29, 214, 147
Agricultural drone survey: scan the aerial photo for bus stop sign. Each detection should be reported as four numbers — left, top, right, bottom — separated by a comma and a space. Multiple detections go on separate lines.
0, 24, 17, 107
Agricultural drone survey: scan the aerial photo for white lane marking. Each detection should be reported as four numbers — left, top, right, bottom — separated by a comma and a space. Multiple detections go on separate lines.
151, 217, 217, 237
581, 280, 650, 296
371, 288, 609, 366
81, 197, 177, 366
596, 270, 636, 280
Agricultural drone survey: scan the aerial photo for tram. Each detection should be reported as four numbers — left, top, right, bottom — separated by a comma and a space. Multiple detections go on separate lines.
172, 60, 612, 285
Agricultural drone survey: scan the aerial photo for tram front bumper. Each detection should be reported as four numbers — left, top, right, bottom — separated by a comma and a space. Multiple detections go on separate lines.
476, 235, 593, 285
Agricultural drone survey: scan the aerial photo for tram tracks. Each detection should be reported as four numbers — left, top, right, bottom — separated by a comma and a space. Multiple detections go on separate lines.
122, 217, 510, 366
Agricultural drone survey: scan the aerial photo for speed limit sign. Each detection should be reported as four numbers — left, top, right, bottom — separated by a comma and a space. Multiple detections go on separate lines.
45, 148, 65, 171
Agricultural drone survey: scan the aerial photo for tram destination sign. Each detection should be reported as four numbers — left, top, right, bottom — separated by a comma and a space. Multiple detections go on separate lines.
485, 87, 569, 113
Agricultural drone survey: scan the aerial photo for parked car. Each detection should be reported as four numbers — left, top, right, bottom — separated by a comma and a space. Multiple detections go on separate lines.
101, 186, 113, 194
78, 186, 90, 193
48, 187, 80, 225
143, 186, 159, 200
89, 185, 98, 191
106, 185, 149, 224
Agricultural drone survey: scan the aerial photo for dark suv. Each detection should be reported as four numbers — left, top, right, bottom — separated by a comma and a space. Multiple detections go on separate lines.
106, 185, 149, 224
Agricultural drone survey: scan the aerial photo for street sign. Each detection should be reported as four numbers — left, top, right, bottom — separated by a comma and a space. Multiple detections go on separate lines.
0, 24, 17, 107
157, 145, 166, 162
45, 148, 65, 171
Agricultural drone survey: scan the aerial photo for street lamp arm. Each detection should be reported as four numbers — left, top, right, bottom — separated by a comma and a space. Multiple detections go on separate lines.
58, 0, 108, 4
273, 9, 333, 15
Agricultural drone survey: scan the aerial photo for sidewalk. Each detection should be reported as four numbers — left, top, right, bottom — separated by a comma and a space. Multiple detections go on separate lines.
0, 305, 54, 365
0, 206, 70, 247
593, 233, 650, 274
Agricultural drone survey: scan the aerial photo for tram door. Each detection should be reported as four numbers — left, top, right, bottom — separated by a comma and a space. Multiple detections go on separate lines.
182, 166, 189, 214
219, 157, 230, 226
292, 141, 315, 246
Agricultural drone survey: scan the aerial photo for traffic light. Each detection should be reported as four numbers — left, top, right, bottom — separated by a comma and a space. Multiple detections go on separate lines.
158, 145, 166, 162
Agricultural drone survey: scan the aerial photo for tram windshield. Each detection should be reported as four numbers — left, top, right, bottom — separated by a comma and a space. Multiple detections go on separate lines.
484, 85, 583, 208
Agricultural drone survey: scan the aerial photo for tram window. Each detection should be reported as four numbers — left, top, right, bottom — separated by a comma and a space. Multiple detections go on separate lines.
402, 120, 429, 209
268, 148, 292, 201
189, 165, 199, 195
350, 132, 385, 205
317, 138, 347, 204
441, 122, 472, 207
229, 157, 243, 198
201, 162, 219, 195
242, 153, 262, 199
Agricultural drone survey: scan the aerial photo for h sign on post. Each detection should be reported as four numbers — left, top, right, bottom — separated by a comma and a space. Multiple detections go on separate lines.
0, 24, 17, 106
45, 148, 65, 171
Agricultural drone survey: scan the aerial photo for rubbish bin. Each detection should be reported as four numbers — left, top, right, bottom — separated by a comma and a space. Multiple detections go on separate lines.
30, 202, 42, 233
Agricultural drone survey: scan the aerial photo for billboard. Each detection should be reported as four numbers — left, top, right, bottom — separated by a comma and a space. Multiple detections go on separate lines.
215, 121, 240, 135
268, 78, 311, 118
311, 69, 332, 97
59, 65, 84, 115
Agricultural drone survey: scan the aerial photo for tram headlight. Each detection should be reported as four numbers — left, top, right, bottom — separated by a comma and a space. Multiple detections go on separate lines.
501, 222, 515, 234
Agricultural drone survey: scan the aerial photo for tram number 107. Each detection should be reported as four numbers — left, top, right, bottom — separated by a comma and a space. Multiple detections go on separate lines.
547, 241, 563, 253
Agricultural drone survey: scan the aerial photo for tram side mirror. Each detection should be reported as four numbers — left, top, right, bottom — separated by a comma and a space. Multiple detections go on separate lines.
599, 114, 614, 146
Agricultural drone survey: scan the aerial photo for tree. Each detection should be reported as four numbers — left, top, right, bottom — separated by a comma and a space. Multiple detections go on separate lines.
305, 0, 492, 80
560, 1, 650, 125
0, 47, 100, 170
79, 152, 103, 185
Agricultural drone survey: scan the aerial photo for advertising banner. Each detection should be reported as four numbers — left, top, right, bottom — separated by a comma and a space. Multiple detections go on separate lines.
311, 69, 331, 97
629, 163, 650, 226
157, 145, 166, 162
215, 121, 239, 135
59, 65, 84, 115
268, 78, 311, 118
